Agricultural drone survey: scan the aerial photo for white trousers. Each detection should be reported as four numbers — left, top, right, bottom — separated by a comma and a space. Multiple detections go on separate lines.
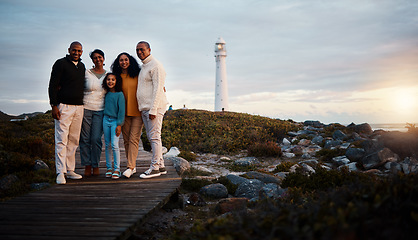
141, 109, 166, 170
54, 104, 84, 174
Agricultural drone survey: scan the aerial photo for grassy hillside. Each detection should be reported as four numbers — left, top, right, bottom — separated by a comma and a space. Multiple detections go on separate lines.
162, 109, 299, 154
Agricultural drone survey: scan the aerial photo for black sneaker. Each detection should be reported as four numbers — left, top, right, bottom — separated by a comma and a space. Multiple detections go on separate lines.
159, 167, 167, 175
139, 169, 161, 179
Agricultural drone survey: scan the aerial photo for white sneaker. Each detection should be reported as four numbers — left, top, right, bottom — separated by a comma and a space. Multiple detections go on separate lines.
139, 168, 161, 179
66, 171, 83, 180
122, 168, 136, 178
56, 173, 66, 184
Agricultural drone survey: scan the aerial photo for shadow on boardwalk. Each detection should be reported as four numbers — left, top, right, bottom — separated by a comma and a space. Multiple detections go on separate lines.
0, 145, 182, 240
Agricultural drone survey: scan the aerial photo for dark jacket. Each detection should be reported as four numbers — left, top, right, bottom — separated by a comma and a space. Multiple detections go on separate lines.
48, 55, 86, 106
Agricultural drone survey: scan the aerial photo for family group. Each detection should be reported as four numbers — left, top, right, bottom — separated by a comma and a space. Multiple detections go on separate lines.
48, 41, 168, 185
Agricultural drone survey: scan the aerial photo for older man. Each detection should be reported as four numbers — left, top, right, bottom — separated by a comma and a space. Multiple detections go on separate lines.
136, 41, 169, 179
48, 41, 85, 184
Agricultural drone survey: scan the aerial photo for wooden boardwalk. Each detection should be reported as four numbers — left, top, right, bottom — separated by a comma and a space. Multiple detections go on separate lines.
0, 145, 182, 240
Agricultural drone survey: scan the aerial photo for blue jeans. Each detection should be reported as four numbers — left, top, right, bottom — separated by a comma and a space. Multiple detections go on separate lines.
79, 109, 103, 168
103, 115, 120, 172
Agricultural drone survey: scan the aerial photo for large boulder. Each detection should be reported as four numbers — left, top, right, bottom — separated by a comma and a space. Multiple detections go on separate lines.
347, 123, 373, 135
345, 148, 365, 162
165, 156, 190, 175
361, 147, 400, 170
226, 174, 249, 186
304, 120, 324, 128
244, 171, 281, 184
333, 130, 347, 140
199, 183, 228, 199
234, 179, 264, 199
33, 160, 49, 171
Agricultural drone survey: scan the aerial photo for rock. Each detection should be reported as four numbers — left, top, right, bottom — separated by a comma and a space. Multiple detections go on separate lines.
186, 192, 206, 206
361, 139, 384, 154
299, 159, 319, 165
301, 163, 315, 174
400, 157, 418, 174
340, 142, 351, 149
194, 166, 213, 174
324, 139, 342, 149
291, 145, 304, 155
199, 183, 228, 199
0, 174, 19, 191
165, 156, 190, 175
244, 171, 281, 184
219, 156, 231, 161
338, 162, 359, 172
274, 172, 288, 180
332, 156, 350, 166
361, 148, 400, 170
282, 138, 291, 145
347, 123, 373, 135
33, 160, 49, 171
345, 148, 365, 162
304, 120, 324, 128
234, 179, 264, 199
215, 198, 248, 215
283, 152, 295, 158
384, 162, 402, 174
234, 157, 260, 167
30, 182, 51, 191
298, 139, 311, 146
289, 164, 300, 173
260, 183, 282, 199
312, 135, 324, 145
333, 130, 347, 140
164, 147, 180, 157
226, 174, 249, 186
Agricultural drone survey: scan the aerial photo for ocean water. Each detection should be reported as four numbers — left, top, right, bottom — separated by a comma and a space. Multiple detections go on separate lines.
369, 123, 417, 132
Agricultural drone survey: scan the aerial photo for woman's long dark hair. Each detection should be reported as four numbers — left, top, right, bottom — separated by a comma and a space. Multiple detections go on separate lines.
102, 73, 123, 92
111, 52, 140, 78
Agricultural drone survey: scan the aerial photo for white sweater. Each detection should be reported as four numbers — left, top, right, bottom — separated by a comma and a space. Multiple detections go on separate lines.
137, 55, 168, 115
83, 69, 107, 111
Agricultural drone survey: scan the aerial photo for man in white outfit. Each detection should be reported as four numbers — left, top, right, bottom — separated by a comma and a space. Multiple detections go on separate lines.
136, 41, 169, 179
48, 41, 85, 184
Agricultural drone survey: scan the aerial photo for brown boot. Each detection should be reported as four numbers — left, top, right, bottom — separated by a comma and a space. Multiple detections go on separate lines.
93, 167, 100, 176
84, 165, 92, 177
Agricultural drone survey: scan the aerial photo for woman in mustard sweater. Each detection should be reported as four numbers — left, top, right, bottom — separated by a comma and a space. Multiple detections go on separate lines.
111, 52, 143, 178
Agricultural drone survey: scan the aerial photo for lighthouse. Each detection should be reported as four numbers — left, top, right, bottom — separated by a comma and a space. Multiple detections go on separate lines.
214, 37, 229, 112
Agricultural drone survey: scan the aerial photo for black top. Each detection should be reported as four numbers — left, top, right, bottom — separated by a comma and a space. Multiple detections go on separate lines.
48, 55, 86, 106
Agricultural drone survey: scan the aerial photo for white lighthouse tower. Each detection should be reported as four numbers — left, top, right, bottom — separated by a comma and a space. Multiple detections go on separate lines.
214, 37, 229, 112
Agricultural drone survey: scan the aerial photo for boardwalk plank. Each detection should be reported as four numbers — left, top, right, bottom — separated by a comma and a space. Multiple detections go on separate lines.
0, 146, 181, 240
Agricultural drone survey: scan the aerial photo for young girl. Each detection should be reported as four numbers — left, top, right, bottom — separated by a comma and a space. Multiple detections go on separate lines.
102, 73, 125, 179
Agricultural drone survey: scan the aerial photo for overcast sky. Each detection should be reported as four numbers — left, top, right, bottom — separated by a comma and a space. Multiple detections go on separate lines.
1, 0, 417, 124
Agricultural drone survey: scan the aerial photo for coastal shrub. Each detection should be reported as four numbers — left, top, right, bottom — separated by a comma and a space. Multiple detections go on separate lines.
162, 109, 298, 154
281, 166, 373, 192
178, 150, 197, 161
247, 141, 282, 157
174, 174, 418, 240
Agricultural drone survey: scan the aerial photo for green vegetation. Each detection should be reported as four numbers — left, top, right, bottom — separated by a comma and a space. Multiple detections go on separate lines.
0, 112, 56, 200
173, 171, 418, 240
162, 109, 298, 154
247, 141, 282, 157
